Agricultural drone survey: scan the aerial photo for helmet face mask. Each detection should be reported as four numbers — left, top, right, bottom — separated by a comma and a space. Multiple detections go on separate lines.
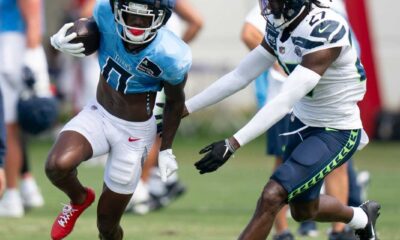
112, 0, 173, 44
259, 0, 310, 30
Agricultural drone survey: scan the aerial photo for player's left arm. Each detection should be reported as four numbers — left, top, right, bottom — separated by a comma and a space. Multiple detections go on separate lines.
157, 74, 187, 182
160, 74, 187, 151
195, 47, 342, 174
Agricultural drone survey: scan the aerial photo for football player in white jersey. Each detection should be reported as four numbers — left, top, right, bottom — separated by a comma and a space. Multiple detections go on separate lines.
183, 0, 380, 239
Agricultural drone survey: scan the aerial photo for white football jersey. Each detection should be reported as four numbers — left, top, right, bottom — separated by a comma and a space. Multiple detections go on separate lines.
265, 6, 366, 130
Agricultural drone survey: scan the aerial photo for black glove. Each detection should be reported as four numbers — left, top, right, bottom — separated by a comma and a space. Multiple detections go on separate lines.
194, 139, 235, 174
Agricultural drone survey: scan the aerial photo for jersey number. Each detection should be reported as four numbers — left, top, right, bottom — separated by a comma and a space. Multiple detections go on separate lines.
102, 58, 132, 93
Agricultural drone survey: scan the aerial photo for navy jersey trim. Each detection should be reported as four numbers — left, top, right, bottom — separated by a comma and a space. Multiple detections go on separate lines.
331, 26, 346, 43
348, 32, 366, 81
291, 36, 324, 50
355, 58, 367, 81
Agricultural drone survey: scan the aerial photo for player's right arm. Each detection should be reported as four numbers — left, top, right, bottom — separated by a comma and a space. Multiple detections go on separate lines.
184, 40, 276, 116
174, 0, 203, 43
18, 0, 41, 48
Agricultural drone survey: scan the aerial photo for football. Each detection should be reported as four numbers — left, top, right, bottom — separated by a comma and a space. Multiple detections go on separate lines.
67, 18, 100, 56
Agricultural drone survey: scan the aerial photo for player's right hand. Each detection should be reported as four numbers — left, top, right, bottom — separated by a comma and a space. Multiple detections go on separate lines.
195, 139, 235, 174
50, 23, 85, 58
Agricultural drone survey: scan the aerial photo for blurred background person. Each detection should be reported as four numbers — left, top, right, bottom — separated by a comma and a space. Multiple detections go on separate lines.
126, 0, 203, 214
241, 3, 294, 240
0, 87, 6, 197
0, 0, 54, 217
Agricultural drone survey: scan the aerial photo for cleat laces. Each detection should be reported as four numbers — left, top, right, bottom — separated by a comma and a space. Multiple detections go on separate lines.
57, 203, 78, 228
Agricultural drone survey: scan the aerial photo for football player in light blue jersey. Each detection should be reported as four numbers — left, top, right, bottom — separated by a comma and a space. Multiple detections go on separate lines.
47, 0, 191, 239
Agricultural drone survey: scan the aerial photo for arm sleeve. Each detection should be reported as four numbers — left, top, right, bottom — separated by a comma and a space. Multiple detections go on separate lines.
185, 45, 276, 113
233, 65, 321, 146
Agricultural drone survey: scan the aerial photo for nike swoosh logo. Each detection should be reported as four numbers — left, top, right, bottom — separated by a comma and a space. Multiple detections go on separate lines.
128, 137, 140, 142
222, 145, 230, 158
318, 24, 331, 33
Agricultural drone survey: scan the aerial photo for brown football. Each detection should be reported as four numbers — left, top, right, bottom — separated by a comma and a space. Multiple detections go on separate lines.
67, 18, 100, 56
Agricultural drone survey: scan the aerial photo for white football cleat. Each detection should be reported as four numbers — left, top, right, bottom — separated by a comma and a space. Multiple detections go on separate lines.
20, 177, 44, 208
126, 180, 151, 215
0, 189, 24, 217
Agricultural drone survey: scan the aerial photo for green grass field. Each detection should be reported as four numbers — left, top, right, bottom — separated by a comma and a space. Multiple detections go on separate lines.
0, 135, 399, 240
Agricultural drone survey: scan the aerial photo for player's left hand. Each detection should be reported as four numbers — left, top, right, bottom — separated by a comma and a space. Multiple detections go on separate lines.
195, 139, 235, 174
158, 149, 178, 182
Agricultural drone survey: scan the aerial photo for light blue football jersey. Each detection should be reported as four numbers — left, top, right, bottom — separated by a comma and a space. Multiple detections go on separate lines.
93, 0, 192, 94
0, 0, 25, 32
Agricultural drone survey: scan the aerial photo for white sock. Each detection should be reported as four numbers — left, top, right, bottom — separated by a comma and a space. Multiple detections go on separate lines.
348, 207, 368, 229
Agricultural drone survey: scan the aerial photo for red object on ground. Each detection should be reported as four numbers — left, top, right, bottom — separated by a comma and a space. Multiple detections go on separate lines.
345, 0, 382, 137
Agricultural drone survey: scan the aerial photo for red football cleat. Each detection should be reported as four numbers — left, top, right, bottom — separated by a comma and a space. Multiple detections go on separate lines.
51, 187, 95, 240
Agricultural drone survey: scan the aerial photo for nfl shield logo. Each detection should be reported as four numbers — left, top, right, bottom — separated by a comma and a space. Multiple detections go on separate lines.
279, 46, 285, 54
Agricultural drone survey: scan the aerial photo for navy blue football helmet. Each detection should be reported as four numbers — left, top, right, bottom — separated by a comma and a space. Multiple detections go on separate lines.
259, 0, 312, 30
110, 0, 175, 44
18, 95, 59, 135
17, 67, 59, 135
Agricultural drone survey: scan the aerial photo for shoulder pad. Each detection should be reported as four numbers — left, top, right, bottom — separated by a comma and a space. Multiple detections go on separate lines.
291, 9, 349, 52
